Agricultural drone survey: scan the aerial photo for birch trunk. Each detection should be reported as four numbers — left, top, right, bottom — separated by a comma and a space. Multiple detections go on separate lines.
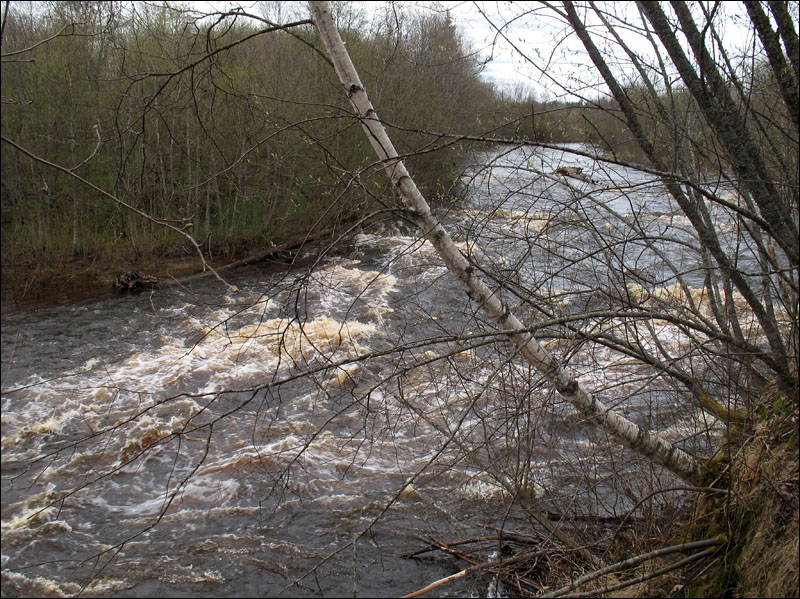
308, 1, 700, 485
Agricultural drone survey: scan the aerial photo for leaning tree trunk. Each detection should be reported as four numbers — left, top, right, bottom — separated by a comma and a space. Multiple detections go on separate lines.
308, 1, 700, 485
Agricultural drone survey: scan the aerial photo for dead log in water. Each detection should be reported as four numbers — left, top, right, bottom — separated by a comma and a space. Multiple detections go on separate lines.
555, 166, 597, 184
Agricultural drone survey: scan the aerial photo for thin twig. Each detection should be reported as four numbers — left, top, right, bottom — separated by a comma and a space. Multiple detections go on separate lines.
1, 22, 78, 57
543, 539, 724, 597
69, 123, 102, 172
608, 486, 728, 548
405, 534, 506, 558
560, 547, 721, 598
420, 536, 479, 565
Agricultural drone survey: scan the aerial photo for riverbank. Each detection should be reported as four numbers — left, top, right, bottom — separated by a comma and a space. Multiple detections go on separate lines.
0, 251, 229, 316
471, 392, 798, 597
0, 225, 351, 315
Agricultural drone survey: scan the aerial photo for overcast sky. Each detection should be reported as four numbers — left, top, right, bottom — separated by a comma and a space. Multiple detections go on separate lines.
196, 1, 761, 101
196, 1, 570, 96
411, 1, 757, 100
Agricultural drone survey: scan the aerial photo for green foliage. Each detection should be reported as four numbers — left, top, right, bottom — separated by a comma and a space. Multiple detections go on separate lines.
1, 2, 496, 265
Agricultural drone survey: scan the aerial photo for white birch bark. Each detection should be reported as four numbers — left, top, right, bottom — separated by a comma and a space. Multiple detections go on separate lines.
308, 1, 700, 485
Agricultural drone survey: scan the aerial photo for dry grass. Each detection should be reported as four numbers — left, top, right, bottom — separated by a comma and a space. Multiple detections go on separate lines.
687, 389, 799, 598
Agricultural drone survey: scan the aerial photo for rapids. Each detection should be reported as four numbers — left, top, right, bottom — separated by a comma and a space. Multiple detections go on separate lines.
2, 145, 735, 597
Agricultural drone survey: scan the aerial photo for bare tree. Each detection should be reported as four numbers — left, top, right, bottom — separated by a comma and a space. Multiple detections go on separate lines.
309, 0, 706, 484
1, 2, 795, 597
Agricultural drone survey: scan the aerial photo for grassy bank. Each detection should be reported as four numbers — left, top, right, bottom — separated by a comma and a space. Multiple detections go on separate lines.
688, 392, 799, 598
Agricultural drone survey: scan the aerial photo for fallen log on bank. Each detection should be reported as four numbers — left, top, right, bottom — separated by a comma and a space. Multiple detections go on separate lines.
111, 227, 341, 293
113, 270, 159, 292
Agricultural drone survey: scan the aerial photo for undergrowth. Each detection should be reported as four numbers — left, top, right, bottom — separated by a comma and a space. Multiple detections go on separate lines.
686, 390, 799, 598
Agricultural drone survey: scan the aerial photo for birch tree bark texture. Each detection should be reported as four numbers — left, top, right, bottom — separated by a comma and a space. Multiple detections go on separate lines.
308, 0, 700, 485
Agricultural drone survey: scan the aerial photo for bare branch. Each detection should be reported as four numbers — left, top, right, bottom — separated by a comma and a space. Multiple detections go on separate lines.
1, 134, 238, 293
309, 0, 700, 483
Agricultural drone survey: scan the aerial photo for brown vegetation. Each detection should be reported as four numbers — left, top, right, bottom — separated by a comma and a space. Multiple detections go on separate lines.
1, 1, 796, 596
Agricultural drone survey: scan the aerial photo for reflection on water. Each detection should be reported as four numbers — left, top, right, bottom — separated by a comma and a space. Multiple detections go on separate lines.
2, 145, 731, 597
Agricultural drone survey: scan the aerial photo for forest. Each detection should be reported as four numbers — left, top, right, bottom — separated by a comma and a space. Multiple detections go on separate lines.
1, 1, 798, 598
1, 2, 493, 285
0, 0, 660, 301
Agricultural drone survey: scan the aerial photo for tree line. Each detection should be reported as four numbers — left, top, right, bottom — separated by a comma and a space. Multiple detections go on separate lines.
1, 2, 501, 265
1, 0, 711, 273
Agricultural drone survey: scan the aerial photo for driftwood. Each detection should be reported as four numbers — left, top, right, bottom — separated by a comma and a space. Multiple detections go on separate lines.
541, 539, 723, 598
555, 166, 597, 184
152, 227, 342, 290
108, 220, 360, 295
541, 510, 644, 523
113, 270, 159, 292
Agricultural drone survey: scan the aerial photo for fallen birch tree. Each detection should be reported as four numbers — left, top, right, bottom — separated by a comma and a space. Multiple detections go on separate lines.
308, 0, 701, 485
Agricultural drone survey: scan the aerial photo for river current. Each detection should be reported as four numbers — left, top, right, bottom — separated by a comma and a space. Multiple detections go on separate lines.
2, 145, 735, 597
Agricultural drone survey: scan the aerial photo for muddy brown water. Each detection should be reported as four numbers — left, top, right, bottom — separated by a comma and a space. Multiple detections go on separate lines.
2, 145, 728, 597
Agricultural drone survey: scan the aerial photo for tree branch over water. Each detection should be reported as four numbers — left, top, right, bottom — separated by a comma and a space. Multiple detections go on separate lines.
309, 0, 701, 484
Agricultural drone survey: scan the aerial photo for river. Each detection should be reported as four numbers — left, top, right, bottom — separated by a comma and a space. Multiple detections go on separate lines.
1, 144, 729, 597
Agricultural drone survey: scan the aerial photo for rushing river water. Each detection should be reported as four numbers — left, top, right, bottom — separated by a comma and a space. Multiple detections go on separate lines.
2, 145, 734, 597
